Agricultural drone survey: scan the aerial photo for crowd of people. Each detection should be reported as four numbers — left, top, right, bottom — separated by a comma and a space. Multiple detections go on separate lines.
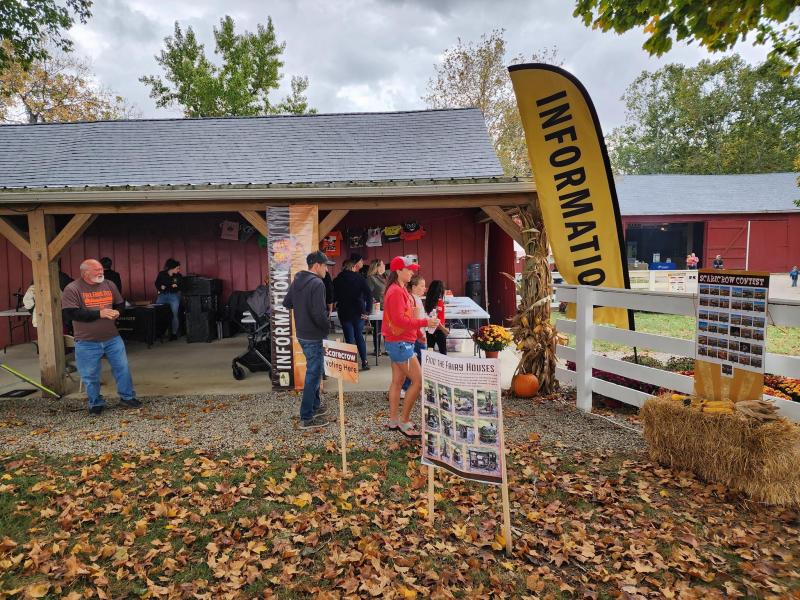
284, 252, 450, 435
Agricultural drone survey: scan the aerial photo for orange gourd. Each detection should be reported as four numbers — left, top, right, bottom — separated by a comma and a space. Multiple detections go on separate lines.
512, 373, 540, 398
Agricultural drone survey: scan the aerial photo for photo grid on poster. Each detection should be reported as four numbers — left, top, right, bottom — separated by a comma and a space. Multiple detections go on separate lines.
421, 351, 504, 485
696, 272, 769, 378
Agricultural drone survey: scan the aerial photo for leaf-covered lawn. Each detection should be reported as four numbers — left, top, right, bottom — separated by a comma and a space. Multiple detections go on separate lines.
553, 312, 800, 357
1, 440, 798, 598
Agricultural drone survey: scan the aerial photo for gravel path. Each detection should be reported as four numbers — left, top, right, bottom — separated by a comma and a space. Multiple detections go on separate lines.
0, 390, 644, 456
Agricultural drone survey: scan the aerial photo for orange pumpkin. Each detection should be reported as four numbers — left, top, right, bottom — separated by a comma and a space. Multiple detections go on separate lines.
513, 373, 540, 398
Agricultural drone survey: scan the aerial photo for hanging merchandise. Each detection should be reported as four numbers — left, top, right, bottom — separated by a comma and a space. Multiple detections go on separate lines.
320, 230, 343, 257
383, 224, 403, 243
239, 224, 256, 242
347, 227, 366, 248
366, 226, 383, 247
220, 220, 240, 241
401, 220, 426, 241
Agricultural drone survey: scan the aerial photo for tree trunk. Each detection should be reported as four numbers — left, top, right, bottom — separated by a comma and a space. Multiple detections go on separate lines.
509, 199, 556, 394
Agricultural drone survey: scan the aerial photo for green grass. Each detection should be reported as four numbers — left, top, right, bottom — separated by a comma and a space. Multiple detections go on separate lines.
552, 311, 800, 357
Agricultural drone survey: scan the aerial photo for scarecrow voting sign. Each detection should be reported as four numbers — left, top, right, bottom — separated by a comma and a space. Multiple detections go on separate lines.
323, 339, 359, 475
694, 270, 769, 402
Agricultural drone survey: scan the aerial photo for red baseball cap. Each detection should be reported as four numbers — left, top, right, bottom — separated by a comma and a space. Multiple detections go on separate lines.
389, 255, 420, 272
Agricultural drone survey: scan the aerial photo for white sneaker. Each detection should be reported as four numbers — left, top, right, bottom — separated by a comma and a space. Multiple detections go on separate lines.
400, 389, 406, 399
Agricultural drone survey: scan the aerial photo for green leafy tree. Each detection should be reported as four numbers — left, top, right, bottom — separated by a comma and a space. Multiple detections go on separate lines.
573, 0, 800, 75
140, 16, 314, 117
0, 43, 137, 123
423, 29, 560, 177
0, 0, 92, 72
609, 55, 800, 174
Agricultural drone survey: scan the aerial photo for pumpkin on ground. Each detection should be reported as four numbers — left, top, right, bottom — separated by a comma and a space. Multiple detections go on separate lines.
513, 373, 540, 398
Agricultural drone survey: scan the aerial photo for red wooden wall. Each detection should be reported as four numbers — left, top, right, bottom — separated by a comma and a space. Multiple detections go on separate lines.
59, 213, 269, 303
0, 208, 518, 349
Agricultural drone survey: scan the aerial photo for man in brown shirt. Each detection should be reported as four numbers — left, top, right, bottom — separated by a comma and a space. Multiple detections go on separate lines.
62, 259, 140, 415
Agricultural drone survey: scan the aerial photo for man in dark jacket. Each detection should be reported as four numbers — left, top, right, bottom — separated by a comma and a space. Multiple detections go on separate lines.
333, 258, 373, 370
283, 251, 333, 429
100, 257, 123, 295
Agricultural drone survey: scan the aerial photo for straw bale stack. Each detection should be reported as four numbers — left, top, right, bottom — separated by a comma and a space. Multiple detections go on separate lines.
640, 395, 800, 507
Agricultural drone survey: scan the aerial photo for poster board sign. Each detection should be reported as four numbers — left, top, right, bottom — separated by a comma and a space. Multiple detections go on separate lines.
267, 205, 318, 389
694, 270, 769, 401
323, 340, 359, 383
420, 350, 505, 485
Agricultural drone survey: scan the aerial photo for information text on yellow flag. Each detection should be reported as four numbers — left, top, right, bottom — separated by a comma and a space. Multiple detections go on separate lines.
509, 64, 631, 328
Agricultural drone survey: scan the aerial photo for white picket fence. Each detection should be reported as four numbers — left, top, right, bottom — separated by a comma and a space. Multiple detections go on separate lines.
554, 285, 800, 422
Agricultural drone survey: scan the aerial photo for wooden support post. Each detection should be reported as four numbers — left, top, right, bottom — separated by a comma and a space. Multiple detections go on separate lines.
427, 465, 435, 526
48, 214, 97, 261
239, 210, 268, 238
482, 206, 524, 247
0, 217, 32, 260
28, 210, 66, 396
575, 285, 594, 412
338, 377, 348, 476
318, 209, 349, 242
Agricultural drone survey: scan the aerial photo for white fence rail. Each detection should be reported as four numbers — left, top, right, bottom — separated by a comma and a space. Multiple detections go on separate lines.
554, 285, 800, 422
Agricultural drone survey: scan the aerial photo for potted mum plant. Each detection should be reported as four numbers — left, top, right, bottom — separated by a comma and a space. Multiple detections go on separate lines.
474, 324, 513, 358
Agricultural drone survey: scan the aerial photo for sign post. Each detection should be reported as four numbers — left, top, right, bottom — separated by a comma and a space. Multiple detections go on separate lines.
323, 339, 359, 476
420, 350, 512, 555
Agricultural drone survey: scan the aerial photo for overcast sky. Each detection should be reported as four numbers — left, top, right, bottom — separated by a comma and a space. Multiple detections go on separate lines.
68, 0, 773, 133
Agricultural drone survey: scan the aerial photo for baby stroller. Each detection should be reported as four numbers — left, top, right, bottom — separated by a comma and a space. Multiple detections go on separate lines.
232, 286, 272, 380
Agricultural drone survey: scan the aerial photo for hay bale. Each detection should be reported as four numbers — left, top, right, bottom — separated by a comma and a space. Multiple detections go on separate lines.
641, 396, 800, 507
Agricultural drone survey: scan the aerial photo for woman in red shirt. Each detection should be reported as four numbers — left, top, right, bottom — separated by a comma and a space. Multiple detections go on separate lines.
383, 256, 438, 437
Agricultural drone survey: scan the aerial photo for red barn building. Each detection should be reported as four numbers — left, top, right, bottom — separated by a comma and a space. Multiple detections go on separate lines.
616, 173, 800, 272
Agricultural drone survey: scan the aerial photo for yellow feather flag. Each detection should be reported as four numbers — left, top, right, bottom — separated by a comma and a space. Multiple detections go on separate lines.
509, 64, 633, 329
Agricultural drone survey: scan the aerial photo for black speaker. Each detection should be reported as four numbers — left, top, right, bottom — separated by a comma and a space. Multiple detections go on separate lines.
465, 280, 484, 308
185, 312, 216, 343
185, 295, 218, 315
183, 276, 222, 296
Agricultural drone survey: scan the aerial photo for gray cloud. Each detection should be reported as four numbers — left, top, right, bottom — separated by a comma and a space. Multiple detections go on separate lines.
68, 0, 772, 130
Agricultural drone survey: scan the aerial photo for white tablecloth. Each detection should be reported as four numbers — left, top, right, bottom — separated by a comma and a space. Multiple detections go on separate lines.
332, 296, 490, 322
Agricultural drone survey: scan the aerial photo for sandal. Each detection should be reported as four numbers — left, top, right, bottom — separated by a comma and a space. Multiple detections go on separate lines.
398, 422, 421, 439
385, 420, 399, 431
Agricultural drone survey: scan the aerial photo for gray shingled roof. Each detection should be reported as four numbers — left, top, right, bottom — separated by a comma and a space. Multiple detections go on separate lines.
615, 173, 800, 215
0, 108, 503, 190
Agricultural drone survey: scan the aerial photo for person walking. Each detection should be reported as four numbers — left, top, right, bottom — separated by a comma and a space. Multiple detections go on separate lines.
154, 258, 183, 340
424, 279, 449, 354
383, 256, 438, 438
366, 259, 387, 356
282, 251, 333, 429
61, 259, 140, 415
333, 259, 373, 371
790, 265, 798, 288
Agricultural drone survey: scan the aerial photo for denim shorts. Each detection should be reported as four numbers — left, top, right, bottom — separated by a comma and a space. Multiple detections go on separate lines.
385, 341, 415, 363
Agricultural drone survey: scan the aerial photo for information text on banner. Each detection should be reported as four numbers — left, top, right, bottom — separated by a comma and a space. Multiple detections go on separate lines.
509, 63, 631, 329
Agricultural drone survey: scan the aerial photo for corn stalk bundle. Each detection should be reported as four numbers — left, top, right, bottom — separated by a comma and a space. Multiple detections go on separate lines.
506, 201, 557, 394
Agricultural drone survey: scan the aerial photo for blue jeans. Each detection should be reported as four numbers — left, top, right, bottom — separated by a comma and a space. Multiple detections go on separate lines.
793, 278, 798, 287
155, 292, 181, 334
341, 318, 368, 365
75, 335, 136, 409
401, 340, 426, 391
298, 339, 323, 421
